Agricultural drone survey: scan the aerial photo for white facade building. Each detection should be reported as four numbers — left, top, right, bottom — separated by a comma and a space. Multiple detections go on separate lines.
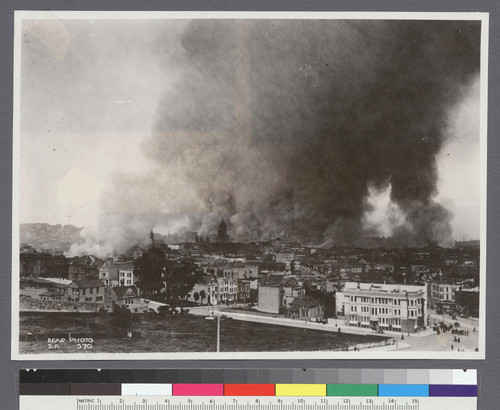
428, 282, 461, 310
336, 282, 427, 333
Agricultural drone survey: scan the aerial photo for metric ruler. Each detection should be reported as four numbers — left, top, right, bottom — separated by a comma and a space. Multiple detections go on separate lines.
19, 395, 476, 410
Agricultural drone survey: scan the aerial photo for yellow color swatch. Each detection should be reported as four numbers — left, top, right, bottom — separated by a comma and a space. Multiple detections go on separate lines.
275, 384, 326, 396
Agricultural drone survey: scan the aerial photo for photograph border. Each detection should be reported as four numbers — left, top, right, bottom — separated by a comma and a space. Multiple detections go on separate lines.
11, 10, 489, 361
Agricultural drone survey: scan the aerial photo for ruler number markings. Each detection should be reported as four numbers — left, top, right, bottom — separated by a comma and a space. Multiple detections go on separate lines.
71, 396, 426, 410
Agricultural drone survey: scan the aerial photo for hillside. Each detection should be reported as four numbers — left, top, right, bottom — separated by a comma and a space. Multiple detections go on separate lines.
20, 223, 84, 252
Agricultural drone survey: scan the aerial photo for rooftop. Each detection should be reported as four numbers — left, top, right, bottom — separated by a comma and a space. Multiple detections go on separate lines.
112, 285, 138, 299
70, 278, 105, 288
289, 297, 320, 308
39, 290, 66, 297
343, 281, 425, 294
38, 277, 72, 286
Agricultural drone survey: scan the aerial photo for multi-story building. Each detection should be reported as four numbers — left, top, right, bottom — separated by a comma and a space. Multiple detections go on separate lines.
427, 281, 461, 311
237, 279, 251, 303
455, 286, 480, 317
99, 260, 135, 287
280, 277, 305, 309
336, 282, 427, 333
274, 251, 295, 269
116, 262, 135, 286
257, 277, 307, 315
217, 276, 237, 305
245, 261, 260, 279
223, 263, 246, 279
66, 278, 107, 304
68, 255, 100, 281
99, 259, 116, 286
257, 283, 281, 314
20, 251, 67, 278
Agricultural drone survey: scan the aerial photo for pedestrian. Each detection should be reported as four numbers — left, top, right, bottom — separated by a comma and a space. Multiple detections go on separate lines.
451, 344, 454, 351
458, 337, 461, 343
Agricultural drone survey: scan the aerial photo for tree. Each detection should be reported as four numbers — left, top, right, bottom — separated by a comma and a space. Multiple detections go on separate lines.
162, 260, 202, 305
193, 292, 200, 304
134, 248, 202, 306
307, 288, 336, 318
199, 290, 206, 305
110, 304, 134, 329
134, 247, 167, 295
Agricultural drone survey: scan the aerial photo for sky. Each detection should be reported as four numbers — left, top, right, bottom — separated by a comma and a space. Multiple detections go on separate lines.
17, 16, 484, 253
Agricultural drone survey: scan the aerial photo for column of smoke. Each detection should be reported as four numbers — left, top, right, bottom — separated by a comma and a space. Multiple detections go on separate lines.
96, 19, 480, 254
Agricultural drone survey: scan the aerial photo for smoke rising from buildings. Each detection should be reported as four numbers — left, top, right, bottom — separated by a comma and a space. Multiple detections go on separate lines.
20, 18, 482, 254
104, 19, 480, 250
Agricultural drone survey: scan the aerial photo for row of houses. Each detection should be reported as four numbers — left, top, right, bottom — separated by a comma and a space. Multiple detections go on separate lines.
187, 272, 252, 306
37, 277, 141, 310
20, 252, 136, 284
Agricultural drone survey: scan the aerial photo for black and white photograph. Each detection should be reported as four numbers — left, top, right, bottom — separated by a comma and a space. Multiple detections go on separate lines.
12, 11, 487, 360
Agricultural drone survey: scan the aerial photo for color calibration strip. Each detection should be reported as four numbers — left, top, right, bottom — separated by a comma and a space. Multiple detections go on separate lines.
20, 383, 477, 397
19, 369, 477, 398
19, 383, 478, 397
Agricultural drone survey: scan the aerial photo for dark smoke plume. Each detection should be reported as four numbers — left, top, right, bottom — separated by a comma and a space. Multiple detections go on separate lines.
102, 19, 480, 249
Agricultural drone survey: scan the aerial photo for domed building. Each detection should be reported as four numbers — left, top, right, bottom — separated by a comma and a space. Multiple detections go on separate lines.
217, 218, 230, 242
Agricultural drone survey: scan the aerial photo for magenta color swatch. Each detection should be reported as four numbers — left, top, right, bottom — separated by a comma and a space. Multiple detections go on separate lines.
173, 384, 224, 396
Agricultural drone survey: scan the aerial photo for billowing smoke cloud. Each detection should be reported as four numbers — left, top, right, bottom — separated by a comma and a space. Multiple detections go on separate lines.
96, 19, 480, 252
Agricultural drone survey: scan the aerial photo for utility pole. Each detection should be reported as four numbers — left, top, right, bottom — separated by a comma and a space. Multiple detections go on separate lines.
217, 315, 220, 353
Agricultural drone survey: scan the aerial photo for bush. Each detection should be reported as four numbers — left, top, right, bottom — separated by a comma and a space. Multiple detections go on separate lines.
111, 304, 134, 329
158, 305, 173, 318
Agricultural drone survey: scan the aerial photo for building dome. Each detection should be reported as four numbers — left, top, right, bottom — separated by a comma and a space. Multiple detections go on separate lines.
217, 218, 229, 242
218, 219, 227, 230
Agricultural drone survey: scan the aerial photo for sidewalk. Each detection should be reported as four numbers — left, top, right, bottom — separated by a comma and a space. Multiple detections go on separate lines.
189, 306, 479, 352
190, 306, 433, 338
